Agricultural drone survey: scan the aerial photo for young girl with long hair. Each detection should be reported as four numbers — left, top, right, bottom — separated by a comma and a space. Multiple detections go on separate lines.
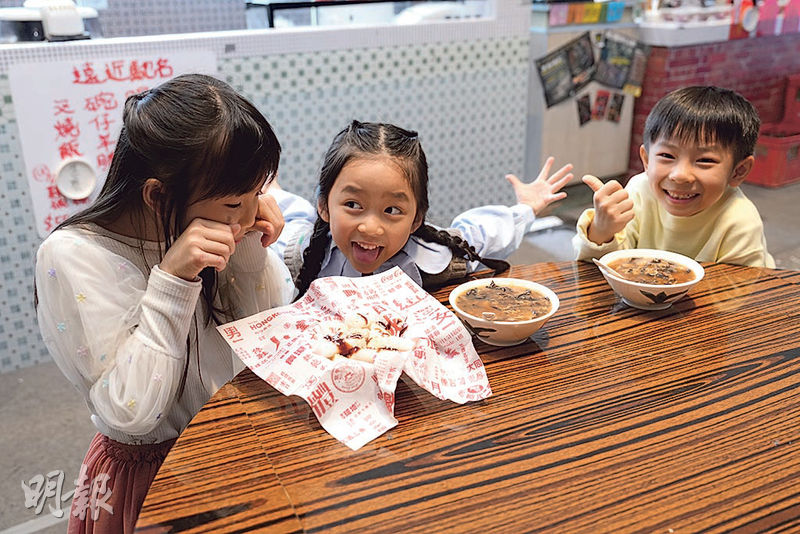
34, 73, 293, 533
272, 120, 573, 296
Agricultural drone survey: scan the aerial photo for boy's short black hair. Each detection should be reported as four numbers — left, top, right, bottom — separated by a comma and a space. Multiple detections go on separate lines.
643, 86, 761, 163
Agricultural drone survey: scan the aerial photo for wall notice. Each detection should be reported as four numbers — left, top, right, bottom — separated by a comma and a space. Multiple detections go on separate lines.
10, 52, 217, 237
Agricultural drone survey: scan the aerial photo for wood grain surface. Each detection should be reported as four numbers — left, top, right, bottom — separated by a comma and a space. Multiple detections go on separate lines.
136, 262, 800, 533
135, 383, 301, 533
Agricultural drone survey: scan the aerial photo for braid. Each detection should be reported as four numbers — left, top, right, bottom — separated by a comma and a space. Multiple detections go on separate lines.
414, 224, 510, 275
294, 218, 332, 299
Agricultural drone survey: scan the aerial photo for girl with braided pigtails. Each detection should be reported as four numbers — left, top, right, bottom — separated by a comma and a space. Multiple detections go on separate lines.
271, 121, 573, 298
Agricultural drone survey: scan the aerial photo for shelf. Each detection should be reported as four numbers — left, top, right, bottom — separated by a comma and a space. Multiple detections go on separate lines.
636, 19, 731, 45
531, 21, 637, 32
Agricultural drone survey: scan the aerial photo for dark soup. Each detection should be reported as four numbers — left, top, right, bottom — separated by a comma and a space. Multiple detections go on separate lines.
607, 257, 695, 285
455, 280, 551, 322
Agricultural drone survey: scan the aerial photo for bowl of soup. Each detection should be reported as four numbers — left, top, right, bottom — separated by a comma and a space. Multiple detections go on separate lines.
596, 249, 704, 310
448, 278, 559, 346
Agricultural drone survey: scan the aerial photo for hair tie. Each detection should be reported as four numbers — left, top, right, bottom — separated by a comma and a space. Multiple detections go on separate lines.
134, 89, 151, 103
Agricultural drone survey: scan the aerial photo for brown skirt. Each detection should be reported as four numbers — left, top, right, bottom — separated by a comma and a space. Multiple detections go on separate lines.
67, 432, 176, 534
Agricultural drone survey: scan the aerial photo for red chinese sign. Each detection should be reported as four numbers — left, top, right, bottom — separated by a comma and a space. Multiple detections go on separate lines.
9, 52, 217, 237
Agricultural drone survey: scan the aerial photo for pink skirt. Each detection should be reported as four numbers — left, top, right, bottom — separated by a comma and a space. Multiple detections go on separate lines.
67, 432, 176, 534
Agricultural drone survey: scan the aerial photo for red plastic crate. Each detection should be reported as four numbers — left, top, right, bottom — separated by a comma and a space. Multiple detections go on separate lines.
783, 73, 800, 127
748, 127, 800, 187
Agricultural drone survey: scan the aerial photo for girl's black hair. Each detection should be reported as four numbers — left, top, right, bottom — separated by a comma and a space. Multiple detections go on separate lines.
643, 86, 760, 163
51, 73, 280, 313
294, 120, 509, 298
39, 73, 281, 396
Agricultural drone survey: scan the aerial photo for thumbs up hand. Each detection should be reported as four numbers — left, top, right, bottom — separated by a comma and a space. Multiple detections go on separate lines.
582, 175, 634, 245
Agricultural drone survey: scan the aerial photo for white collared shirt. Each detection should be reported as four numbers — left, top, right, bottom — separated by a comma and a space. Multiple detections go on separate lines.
271, 188, 537, 284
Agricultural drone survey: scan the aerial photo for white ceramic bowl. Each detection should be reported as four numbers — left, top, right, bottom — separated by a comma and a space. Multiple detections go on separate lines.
596, 249, 704, 310
448, 278, 560, 346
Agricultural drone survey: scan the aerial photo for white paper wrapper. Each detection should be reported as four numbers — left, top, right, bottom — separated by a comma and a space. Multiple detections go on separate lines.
217, 267, 491, 450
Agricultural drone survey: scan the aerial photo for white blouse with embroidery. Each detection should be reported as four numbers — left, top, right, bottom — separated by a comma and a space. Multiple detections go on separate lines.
35, 223, 294, 444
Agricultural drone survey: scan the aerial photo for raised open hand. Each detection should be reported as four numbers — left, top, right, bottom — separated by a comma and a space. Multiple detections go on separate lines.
506, 156, 574, 215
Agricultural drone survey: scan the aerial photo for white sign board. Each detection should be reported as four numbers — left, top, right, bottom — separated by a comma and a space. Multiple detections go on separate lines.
10, 51, 217, 237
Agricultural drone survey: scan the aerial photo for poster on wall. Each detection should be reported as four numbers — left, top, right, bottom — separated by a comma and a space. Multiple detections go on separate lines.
592, 90, 610, 120
535, 31, 596, 108
594, 32, 650, 97
576, 93, 592, 126
606, 93, 625, 122
9, 52, 217, 238
623, 46, 650, 97
594, 32, 636, 89
535, 48, 574, 108
565, 32, 596, 93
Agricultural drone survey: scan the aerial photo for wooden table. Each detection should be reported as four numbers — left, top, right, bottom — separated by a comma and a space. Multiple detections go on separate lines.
136, 262, 800, 533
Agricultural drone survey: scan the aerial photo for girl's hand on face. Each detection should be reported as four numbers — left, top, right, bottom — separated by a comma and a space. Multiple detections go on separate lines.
506, 156, 574, 215
160, 219, 239, 281
248, 193, 285, 248
582, 175, 634, 245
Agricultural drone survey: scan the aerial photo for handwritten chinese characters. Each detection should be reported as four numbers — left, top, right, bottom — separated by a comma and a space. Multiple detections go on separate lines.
9, 52, 217, 237
72, 58, 173, 85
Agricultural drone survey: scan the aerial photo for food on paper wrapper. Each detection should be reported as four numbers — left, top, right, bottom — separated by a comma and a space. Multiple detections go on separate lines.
311, 312, 413, 364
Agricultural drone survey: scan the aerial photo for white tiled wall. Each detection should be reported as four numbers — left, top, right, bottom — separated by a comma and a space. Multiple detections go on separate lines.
0, 3, 530, 373
97, 0, 246, 37
223, 38, 528, 212
0, 0, 247, 36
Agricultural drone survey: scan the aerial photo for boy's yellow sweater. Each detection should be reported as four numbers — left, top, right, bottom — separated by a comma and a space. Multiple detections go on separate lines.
573, 173, 776, 268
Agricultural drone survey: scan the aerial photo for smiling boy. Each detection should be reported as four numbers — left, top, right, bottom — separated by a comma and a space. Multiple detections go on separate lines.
573, 86, 775, 268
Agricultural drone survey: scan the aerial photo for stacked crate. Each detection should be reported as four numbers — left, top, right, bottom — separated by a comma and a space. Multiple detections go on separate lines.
748, 74, 800, 187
